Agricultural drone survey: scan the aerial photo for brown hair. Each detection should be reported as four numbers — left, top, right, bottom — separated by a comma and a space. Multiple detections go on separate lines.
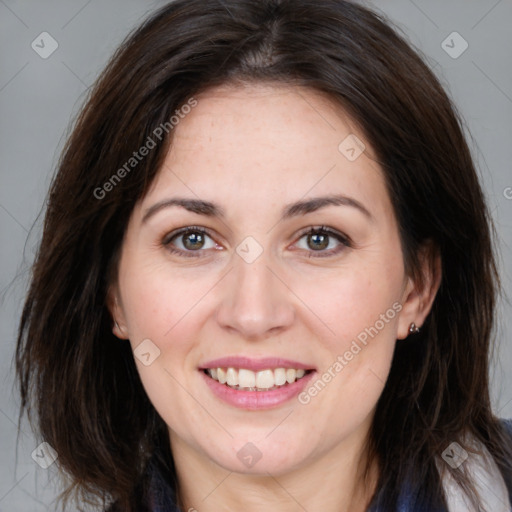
16, 0, 512, 510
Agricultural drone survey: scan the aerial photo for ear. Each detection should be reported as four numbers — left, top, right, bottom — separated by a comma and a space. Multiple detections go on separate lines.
106, 285, 129, 340
397, 240, 442, 340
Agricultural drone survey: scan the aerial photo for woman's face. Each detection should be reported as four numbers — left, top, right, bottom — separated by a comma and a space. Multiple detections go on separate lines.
112, 84, 423, 475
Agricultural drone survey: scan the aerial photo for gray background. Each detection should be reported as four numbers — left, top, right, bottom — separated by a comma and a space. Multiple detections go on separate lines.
0, 0, 511, 510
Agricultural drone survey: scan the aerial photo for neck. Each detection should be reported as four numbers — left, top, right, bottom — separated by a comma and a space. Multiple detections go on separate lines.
169, 429, 379, 512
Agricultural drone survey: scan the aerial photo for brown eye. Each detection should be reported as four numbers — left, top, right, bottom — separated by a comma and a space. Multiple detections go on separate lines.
181, 231, 206, 250
307, 232, 329, 251
162, 227, 219, 257
295, 226, 351, 257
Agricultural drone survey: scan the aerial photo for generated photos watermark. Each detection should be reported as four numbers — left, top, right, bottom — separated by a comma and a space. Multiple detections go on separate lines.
298, 301, 403, 404
93, 97, 198, 200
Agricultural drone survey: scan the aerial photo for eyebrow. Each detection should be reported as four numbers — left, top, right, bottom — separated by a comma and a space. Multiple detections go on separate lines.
141, 194, 373, 224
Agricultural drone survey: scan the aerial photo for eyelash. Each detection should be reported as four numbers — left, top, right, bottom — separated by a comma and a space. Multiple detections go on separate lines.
161, 225, 352, 259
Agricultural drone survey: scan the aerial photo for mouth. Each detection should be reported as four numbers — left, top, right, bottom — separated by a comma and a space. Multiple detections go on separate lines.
199, 357, 316, 409
202, 367, 314, 392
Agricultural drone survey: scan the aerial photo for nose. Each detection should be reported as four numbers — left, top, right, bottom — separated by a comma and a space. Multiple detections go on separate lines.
215, 252, 295, 341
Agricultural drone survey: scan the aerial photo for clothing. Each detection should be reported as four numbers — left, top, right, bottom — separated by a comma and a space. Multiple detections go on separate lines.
109, 419, 512, 511
440, 430, 511, 512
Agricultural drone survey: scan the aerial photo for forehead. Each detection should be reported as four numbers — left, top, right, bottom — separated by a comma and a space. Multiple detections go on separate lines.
139, 83, 391, 222
169, 83, 362, 158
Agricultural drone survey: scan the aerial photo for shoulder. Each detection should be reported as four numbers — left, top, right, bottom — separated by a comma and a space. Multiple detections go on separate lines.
501, 417, 512, 437
441, 418, 512, 512
369, 419, 512, 512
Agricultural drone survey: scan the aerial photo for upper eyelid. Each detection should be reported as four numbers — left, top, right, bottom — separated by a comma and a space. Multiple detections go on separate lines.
163, 225, 215, 243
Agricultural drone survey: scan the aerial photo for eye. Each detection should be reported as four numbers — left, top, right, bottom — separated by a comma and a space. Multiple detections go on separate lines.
162, 226, 220, 257
294, 226, 351, 257
161, 225, 351, 258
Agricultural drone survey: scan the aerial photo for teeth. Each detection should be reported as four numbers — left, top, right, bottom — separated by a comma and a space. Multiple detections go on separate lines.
256, 369, 274, 389
274, 368, 287, 386
286, 369, 297, 383
226, 367, 238, 386
206, 367, 309, 390
238, 369, 256, 388
217, 367, 227, 384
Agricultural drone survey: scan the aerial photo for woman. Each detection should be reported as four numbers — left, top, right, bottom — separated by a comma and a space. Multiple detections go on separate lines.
15, 0, 512, 510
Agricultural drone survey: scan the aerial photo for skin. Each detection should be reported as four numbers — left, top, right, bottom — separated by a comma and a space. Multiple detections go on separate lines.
109, 83, 440, 512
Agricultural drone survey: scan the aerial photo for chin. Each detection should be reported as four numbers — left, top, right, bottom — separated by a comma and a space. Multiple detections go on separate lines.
199, 436, 310, 476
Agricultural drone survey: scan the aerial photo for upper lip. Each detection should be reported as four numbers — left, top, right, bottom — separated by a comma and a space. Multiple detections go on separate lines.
199, 357, 315, 372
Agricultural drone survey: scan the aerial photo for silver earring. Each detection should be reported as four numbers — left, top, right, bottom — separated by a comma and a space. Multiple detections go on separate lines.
409, 322, 420, 334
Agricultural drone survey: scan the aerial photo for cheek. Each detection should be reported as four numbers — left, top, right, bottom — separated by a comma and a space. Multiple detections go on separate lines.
119, 254, 210, 340
291, 263, 401, 422
305, 264, 402, 410
122, 278, 208, 432
119, 260, 219, 401
291, 262, 402, 354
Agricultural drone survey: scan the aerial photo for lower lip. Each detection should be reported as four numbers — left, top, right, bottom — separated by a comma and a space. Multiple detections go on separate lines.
200, 370, 316, 410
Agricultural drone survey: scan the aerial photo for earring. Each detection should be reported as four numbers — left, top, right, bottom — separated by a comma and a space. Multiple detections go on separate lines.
409, 322, 420, 334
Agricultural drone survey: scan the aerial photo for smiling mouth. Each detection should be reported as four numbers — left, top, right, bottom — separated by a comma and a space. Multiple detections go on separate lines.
203, 367, 314, 392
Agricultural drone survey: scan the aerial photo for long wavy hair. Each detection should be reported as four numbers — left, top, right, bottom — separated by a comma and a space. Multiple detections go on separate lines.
15, 0, 512, 510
